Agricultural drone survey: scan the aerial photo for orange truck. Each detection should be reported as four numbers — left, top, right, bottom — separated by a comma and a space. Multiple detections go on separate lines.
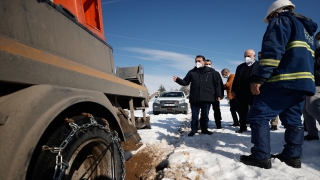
0, 0, 150, 179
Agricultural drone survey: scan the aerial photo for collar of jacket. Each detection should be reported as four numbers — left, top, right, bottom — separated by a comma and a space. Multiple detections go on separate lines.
192, 66, 213, 73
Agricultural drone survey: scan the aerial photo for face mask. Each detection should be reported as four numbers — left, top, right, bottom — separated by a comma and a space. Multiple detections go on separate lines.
206, 65, 211, 68
316, 40, 320, 49
223, 75, 228, 78
195, 62, 203, 68
245, 57, 253, 63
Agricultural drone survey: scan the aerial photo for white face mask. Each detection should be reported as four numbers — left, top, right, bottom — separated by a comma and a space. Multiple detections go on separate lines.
206, 65, 211, 68
245, 57, 253, 63
223, 75, 228, 78
196, 62, 203, 68
316, 40, 320, 49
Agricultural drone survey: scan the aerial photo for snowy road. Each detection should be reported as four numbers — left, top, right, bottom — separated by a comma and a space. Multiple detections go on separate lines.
133, 99, 320, 180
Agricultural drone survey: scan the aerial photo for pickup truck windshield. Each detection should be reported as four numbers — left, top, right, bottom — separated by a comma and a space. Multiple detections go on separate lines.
160, 92, 184, 97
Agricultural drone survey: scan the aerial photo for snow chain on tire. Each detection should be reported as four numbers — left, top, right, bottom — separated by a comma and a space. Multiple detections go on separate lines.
41, 113, 125, 180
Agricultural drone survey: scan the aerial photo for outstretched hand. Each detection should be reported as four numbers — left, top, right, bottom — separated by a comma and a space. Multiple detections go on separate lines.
173, 76, 178, 82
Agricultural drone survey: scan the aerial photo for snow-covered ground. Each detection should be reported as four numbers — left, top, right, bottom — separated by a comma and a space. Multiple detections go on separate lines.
135, 98, 320, 180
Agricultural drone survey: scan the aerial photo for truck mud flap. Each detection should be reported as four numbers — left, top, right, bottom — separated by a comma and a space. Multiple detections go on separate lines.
117, 109, 143, 151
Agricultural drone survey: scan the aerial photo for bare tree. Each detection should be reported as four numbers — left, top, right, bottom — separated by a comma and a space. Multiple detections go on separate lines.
158, 85, 166, 93
179, 86, 190, 95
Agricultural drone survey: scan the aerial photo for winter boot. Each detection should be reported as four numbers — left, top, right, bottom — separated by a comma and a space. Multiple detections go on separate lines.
201, 129, 213, 135
304, 135, 319, 141
270, 125, 277, 131
272, 154, 301, 168
188, 131, 196, 137
240, 155, 272, 169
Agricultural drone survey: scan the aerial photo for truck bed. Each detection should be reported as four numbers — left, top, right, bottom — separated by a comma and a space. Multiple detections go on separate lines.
0, 0, 148, 98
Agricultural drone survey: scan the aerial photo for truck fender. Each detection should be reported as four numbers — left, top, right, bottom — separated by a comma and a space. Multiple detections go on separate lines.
0, 84, 123, 180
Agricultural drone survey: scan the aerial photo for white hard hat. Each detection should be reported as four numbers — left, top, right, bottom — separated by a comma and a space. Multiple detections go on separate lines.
263, 0, 295, 23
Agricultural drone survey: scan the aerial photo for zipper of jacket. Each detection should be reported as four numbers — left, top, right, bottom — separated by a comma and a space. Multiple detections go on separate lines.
196, 73, 201, 100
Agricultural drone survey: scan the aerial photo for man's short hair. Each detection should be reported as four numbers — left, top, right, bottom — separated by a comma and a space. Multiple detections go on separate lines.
221, 68, 229, 73
205, 59, 212, 64
195, 55, 205, 61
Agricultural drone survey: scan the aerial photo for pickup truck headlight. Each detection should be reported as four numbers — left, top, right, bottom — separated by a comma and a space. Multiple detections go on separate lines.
179, 99, 186, 104
154, 99, 160, 104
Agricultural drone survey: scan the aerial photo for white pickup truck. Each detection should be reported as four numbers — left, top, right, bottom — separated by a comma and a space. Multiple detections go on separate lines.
152, 91, 188, 115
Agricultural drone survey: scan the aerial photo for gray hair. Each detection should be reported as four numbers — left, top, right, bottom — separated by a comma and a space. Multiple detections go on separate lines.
221, 68, 230, 73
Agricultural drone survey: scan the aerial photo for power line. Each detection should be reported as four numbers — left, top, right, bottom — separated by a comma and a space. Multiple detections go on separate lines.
106, 34, 238, 56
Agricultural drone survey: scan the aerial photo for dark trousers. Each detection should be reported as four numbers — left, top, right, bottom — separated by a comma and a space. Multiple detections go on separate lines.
229, 99, 239, 125
247, 88, 305, 159
236, 94, 254, 131
212, 100, 222, 127
190, 102, 211, 132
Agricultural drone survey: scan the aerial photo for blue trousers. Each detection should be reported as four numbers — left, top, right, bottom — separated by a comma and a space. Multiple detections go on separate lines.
247, 88, 305, 159
190, 102, 211, 132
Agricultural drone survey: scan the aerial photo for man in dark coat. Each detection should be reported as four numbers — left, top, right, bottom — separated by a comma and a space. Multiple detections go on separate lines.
205, 59, 225, 129
232, 49, 259, 133
173, 55, 221, 136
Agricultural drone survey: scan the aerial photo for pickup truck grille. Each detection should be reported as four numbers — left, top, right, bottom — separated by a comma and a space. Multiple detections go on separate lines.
160, 100, 178, 108
162, 101, 177, 104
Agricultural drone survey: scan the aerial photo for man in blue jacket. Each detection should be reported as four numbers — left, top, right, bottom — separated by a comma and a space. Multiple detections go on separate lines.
240, 0, 318, 169
173, 55, 221, 136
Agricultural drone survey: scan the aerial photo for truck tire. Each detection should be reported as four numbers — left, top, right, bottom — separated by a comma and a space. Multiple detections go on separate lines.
31, 115, 125, 180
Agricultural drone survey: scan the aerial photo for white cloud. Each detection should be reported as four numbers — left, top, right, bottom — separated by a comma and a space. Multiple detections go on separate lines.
123, 47, 194, 62
226, 59, 243, 66
144, 74, 184, 94
123, 47, 195, 71
121, 47, 242, 92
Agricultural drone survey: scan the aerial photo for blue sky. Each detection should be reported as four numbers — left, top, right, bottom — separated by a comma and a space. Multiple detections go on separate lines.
101, 0, 320, 94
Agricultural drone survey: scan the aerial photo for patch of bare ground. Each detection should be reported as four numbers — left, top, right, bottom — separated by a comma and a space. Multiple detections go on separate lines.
162, 161, 205, 180
124, 143, 173, 180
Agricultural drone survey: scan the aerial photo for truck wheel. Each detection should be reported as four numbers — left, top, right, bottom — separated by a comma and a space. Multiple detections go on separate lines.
31, 114, 125, 180
184, 111, 188, 115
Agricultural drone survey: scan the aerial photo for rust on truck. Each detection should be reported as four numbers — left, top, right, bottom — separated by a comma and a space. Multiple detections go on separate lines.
0, 0, 150, 179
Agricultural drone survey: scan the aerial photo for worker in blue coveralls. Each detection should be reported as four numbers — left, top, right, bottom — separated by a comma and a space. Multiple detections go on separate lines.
240, 0, 318, 169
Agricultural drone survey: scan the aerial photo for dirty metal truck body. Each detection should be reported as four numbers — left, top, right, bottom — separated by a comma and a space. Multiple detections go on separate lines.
0, 0, 150, 179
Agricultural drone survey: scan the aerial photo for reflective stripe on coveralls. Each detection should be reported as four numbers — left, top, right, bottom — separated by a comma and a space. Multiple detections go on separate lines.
286, 41, 315, 57
259, 40, 315, 83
